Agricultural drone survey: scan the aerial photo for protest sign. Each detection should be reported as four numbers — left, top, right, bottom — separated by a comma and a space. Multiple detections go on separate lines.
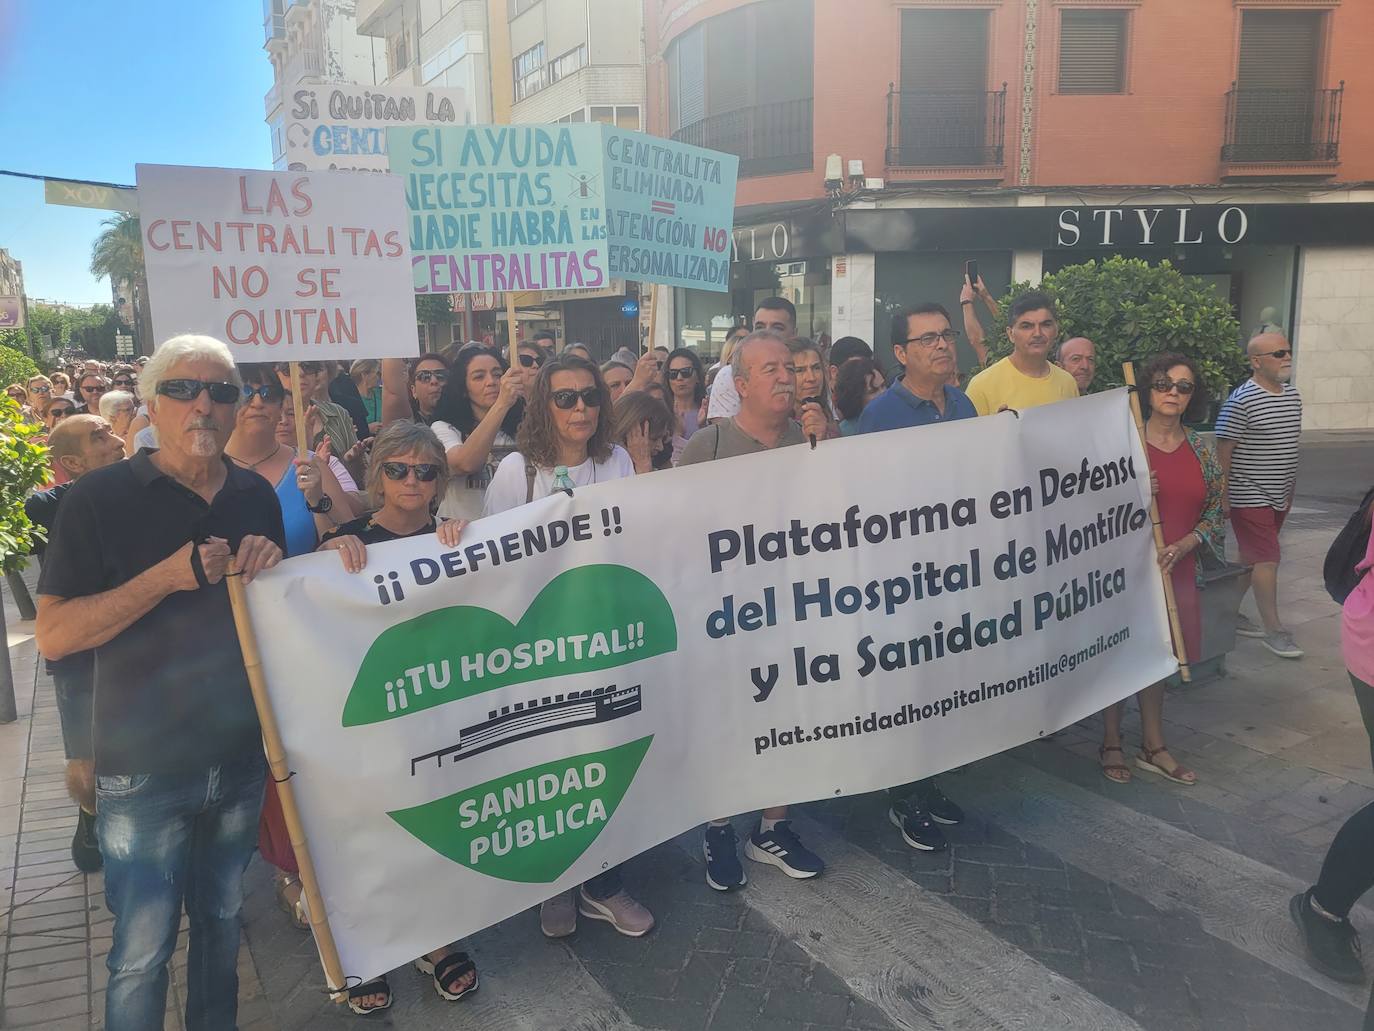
136, 164, 415, 359
389, 124, 738, 296
285, 84, 467, 173
241, 390, 1175, 982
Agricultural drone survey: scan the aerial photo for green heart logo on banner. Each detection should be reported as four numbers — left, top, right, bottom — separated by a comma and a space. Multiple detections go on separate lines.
389, 736, 653, 882
342, 565, 676, 728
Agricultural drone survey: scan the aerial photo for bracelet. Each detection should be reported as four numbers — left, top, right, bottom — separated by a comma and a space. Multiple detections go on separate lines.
960, 300, 974, 306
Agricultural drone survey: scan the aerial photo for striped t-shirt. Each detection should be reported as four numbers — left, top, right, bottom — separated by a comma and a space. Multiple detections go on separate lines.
1214, 379, 1302, 509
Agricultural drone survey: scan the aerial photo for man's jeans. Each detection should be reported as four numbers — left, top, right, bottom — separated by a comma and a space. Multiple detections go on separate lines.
97, 752, 266, 1031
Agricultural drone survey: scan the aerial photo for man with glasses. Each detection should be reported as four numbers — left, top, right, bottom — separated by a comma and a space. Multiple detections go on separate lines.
965, 291, 1078, 416
73, 371, 109, 415
36, 334, 285, 1031
111, 367, 139, 399
855, 303, 976, 850
1215, 332, 1305, 659
707, 297, 798, 423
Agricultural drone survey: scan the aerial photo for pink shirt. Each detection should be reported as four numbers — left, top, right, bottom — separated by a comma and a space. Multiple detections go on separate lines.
1343, 522, 1374, 684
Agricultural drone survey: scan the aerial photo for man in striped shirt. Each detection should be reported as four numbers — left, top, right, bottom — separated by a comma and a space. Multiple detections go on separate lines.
1215, 333, 1304, 659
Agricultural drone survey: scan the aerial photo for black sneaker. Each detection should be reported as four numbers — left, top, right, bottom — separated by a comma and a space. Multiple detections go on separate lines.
71, 808, 102, 873
1290, 889, 1365, 983
915, 780, 965, 826
703, 823, 746, 891
744, 821, 825, 879
888, 799, 948, 852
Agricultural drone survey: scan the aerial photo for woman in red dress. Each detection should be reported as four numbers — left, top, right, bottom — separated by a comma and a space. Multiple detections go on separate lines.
1100, 353, 1225, 786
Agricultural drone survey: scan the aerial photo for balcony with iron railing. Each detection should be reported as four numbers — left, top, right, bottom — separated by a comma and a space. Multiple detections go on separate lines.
1221, 82, 1343, 177
670, 99, 813, 178
885, 84, 1007, 179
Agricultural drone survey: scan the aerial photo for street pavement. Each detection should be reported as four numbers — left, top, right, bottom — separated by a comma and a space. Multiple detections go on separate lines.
2, 431, 1372, 1030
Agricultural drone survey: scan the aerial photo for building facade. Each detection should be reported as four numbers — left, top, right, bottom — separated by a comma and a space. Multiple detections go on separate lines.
0, 249, 23, 299
645, 0, 1374, 429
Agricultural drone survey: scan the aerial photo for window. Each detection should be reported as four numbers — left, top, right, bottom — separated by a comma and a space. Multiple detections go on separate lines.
589, 106, 641, 130
388, 28, 411, 73
513, 42, 545, 100
1058, 10, 1128, 94
548, 44, 587, 85
556, 109, 587, 123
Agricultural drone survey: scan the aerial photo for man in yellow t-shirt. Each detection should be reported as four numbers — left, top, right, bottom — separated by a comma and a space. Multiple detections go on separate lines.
965, 291, 1079, 416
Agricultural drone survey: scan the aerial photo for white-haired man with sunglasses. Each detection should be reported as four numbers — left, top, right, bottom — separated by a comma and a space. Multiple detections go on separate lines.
1215, 331, 1304, 659
36, 334, 285, 1031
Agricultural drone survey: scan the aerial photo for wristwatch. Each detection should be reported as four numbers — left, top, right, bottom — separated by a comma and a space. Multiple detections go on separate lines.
306, 494, 333, 514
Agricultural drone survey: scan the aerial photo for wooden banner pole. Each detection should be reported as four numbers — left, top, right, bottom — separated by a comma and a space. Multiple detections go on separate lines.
288, 362, 310, 457
1123, 361, 1193, 683
505, 292, 519, 357
643, 283, 659, 354
226, 564, 348, 999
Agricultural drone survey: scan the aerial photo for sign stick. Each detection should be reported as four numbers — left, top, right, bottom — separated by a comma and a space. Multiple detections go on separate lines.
1123, 361, 1192, 683
226, 564, 348, 999
288, 362, 310, 457
505, 292, 519, 355
643, 283, 659, 354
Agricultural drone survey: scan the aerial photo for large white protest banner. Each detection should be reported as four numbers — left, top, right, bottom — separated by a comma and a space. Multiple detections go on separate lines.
284, 84, 467, 173
136, 164, 415, 359
243, 390, 1176, 982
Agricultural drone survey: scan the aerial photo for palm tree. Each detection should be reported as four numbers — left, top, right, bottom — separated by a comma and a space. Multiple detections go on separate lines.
89, 213, 152, 355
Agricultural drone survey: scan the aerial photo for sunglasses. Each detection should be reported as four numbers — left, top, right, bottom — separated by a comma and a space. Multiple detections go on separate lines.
381, 461, 440, 482
1255, 349, 1292, 360
81, 384, 107, 394
1151, 379, 1195, 396
551, 387, 603, 410
49, 407, 75, 419
112, 377, 135, 387
281, 362, 323, 375
28, 384, 51, 394
518, 353, 545, 369
242, 384, 285, 403
414, 370, 448, 385
666, 367, 697, 380
156, 378, 241, 404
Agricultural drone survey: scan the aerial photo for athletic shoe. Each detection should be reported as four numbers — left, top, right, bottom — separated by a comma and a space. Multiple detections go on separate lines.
71, 808, 101, 873
1263, 630, 1304, 659
703, 823, 747, 891
539, 890, 577, 938
1235, 614, 1266, 638
915, 780, 965, 826
578, 887, 655, 937
888, 799, 949, 852
744, 821, 825, 879
1290, 889, 1365, 983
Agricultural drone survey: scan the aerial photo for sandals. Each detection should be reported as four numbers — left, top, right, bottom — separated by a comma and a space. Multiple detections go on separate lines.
415, 949, 479, 1002
274, 873, 309, 931
1136, 745, 1197, 786
347, 975, 393, 1016
1099, 745, 1132, 784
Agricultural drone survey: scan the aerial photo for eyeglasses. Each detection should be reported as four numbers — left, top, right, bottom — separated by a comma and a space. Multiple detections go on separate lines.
49, 407, 75, 420
414, 370, 448, 385
81, 383, 107, 394
1254, 348, 1292, 360
518, 353, 546, 369
112, 377, 135, 387
380, 461, 440, 482
551, 387, 602, 410
1151, 379, 1195, 396
242, 384, 285, 403
156, 378, 241, 404
904, 330, 960, 347
28, 385, 50, 394
666, 367, 697, 380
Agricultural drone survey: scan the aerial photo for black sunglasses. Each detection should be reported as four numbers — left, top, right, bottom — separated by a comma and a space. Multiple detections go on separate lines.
49, 407, 75, 419
415, 369, 448, 385
666, 366, 697, 380
1255, 348, 1292, 360
551, 387, 602, 410
518, 353, 545, 369
156, 378, 241, 404
81, 383, 107, 393
1151, 379, 1195, 396
112, 377, 136, 387
242, 384, 285, 403
381, 461, 440, 482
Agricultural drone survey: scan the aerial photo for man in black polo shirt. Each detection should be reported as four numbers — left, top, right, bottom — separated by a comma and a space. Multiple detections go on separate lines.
36, 334, 285, 1031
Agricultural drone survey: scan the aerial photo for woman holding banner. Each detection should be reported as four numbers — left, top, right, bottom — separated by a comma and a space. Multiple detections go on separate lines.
431, 345, 526, 521
482, 354, 654, 939
318, 420, 478, 1013
1099, 353, 1223, 786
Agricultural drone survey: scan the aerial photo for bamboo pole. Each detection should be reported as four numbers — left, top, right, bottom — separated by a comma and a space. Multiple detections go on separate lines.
1123, 362, 1193, 683
288, 362, 310, 458
226, 563, 348, 998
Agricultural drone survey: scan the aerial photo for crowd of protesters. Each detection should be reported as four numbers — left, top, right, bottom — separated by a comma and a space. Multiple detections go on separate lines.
7, 272, 1369, 1027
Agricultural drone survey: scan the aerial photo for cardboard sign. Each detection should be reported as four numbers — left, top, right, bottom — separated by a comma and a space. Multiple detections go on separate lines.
136, 164, 417, 359
285, 85, 467, 173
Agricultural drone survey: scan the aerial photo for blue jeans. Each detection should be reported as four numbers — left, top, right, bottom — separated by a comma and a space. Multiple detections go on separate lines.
97, 752, 266, 1031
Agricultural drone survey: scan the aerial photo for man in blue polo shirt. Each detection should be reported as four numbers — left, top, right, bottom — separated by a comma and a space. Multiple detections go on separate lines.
858, 302, 976, 852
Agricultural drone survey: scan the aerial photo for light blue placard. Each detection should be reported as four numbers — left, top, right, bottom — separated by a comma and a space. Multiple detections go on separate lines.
388, 124, 611, 294
601, 128, 739, 293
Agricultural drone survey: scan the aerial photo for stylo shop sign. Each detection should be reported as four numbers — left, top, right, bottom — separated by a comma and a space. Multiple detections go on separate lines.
1055, 206, 1250, 248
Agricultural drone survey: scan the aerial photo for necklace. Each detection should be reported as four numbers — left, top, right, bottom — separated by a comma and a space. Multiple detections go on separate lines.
227, 444, 282, 470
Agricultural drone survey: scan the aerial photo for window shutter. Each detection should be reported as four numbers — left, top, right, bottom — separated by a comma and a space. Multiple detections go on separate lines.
1238, 11, 1320, 90
671, 26, 705, 131
1058, 11, 1128, 94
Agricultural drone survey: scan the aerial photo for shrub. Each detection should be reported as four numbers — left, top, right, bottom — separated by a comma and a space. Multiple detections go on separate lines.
0, 394, 51, 572
0, 345, 39, 389
986, 257, 1248, 410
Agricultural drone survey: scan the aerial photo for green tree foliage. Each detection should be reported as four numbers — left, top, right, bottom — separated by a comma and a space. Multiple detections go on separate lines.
0, 345, 39, 388
986, 257, 1248, 409
0, 305, 120, 365
89, 212, 152, 352
0, 394, 51, 572
415, 293, 454, 325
